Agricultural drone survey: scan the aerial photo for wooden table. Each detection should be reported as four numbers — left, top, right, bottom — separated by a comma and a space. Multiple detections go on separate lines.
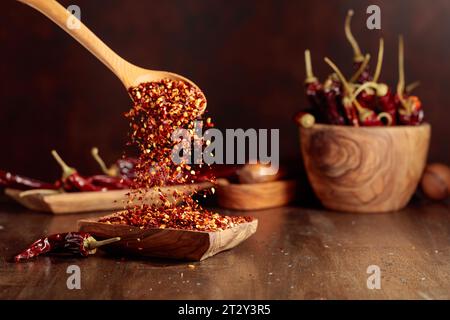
0, 200, 449, 300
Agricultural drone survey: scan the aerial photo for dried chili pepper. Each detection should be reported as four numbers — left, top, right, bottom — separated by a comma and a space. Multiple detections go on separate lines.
14, 232, 121, 262
324, 58, 392, 126
88, 175, 132, 190
345, 10, 371, 83
370, 38, 397, 124
396, 36, 424, 126
378, 89, 397, 125
349, 54, 371, 84
91, 147, 137, 179
323, 74, 347, 125
324, 58, 360, 126
0, 170, 57, 190
304, 50, 327, 120
51, 150, 103, 192
354, 39, 385, 111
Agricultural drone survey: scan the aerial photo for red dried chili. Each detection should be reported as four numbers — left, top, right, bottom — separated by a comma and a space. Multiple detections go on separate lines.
322, 74, 346, 125
396, 36, 424, 126
51, 150, 103, 192
304, 50, 325, 116
87, 175, 132, 190
324, 58, 393, 127
91, 147, 137, 179
0, 170, 57, 191
14, 232, 120, 262
324, 58, 360, 126
345, 10, 372, 83
296, 12, 424, 128
304, 50, 345, 125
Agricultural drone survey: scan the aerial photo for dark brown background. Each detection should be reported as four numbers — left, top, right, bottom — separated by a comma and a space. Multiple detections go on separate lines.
1, 0, 449, 181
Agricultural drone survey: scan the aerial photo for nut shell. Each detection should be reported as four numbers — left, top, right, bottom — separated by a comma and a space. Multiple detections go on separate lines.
420, 163, 450, 201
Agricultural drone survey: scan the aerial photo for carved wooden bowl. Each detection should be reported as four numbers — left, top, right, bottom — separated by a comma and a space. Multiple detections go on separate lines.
299, 123, 431, 213
79, 212, 258, 261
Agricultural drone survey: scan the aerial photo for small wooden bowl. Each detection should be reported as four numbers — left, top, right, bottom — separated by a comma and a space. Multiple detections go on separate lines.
78, 212, 258, 261
299, 123, 431, 213
216, 179, 297, 211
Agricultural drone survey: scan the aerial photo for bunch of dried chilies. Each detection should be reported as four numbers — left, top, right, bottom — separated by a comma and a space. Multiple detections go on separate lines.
296, 10, 424, 127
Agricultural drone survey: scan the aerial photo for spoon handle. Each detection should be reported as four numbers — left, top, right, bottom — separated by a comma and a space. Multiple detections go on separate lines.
18, 0, 133, 87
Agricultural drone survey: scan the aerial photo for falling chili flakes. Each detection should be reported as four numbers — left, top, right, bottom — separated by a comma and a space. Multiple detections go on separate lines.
100, 78, 252, 232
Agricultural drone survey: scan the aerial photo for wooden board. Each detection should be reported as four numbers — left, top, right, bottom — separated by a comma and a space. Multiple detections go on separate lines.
5, 181, 213, 214
216, 179, 297, 210
78, 213, 258, 261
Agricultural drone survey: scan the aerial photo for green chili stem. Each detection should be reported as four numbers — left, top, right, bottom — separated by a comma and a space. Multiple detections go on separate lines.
373, 38, 384, 82
91, 147, 112, 176
345, 10, 364, 63
349, 54, 370, 83
87, 237, 121, 250
406, 81, 420, 93
304, 50, 318, 84
51, 150, 76, 180
324, 57, 370, 117
396, 35, 410, 114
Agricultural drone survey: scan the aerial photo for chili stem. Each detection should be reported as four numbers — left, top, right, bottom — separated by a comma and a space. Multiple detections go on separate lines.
324, 57, 351, 94
51, 150, 76, 180
373, 38, 384, 82
86, 237, 121, 250
349, 54, 370, 83
324, 57, 368, 115
377, 112, 393, 126
396, 35, 409, 113
345, 10, 364, 63
406, 81, 420, 93
350, 81, 387, 101
91, 147, 111, 176
304, 50, 317, 84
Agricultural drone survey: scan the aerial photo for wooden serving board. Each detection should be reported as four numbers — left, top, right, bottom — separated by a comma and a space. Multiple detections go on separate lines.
78, 213, 258, 261
216, 179, 298, 210
5, 181, 213, 214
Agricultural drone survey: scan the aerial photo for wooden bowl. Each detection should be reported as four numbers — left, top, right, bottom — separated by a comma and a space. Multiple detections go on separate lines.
299, 123, 431, 213
216, 179, 297, 211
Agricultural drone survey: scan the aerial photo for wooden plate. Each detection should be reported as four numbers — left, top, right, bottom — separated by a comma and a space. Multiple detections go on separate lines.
5, 181, 213, 214
78, 212, 258, 261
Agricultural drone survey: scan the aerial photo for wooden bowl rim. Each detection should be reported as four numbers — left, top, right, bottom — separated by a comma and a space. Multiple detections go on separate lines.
217, 179, 297, 189
78, 211, 258, 235
299, 122, 431, 131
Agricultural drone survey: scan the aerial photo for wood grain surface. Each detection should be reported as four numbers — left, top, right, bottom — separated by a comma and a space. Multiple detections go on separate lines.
300, 124, 431, 213
0, 200, 449, 299
78, 213, 258, 261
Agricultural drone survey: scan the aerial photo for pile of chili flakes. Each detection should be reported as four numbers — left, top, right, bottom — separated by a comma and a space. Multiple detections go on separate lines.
100, 79, 252, 232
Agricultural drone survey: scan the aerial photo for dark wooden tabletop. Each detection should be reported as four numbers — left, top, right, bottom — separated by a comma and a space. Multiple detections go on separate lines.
0, 199, 449, 300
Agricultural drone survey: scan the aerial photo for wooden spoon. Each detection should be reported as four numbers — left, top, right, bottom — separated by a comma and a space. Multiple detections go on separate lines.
18, 0, 205, 103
